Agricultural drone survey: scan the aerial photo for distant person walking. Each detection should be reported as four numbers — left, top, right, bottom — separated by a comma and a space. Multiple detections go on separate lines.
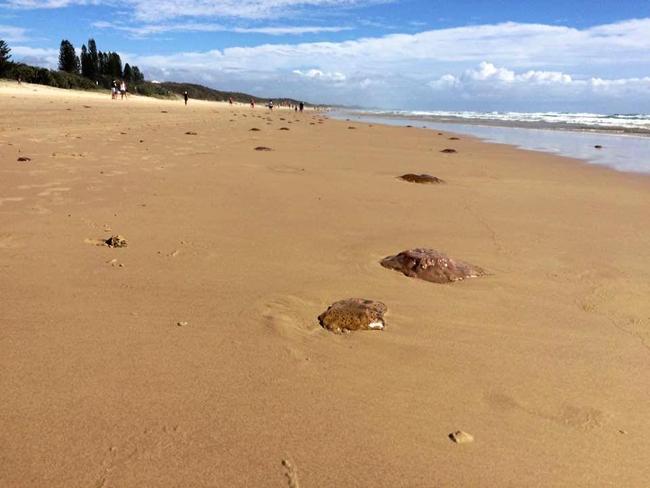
268, 100, 273, 111
120, 80, 127, 99
250, 98, 255, 109
229, 96, 233, 105
299, 101, 304, 112
111, 81, 117, 100
183, 91, 189, 106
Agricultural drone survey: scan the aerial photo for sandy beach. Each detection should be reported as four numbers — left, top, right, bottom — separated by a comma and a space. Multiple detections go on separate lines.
1, 81, 649, 487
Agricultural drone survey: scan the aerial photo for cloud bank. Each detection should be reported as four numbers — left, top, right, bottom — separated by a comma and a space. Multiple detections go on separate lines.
4, 0, 389, 21
5, 16, 650, 111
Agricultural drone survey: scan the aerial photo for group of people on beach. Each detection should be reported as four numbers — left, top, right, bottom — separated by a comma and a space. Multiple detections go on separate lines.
245, 98, 304, 112
111, 80, 128, 100
179, 91, 305, 113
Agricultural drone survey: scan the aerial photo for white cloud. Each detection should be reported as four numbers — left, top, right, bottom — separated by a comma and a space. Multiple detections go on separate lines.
433, 62, 574, 87
92, 20, 351, 37
9, 45, 59, 67
5, 0, 389, 21
0, 23, 28, 41
427, 62, 650, 108
119, 18, 650, 79
6, 17, 650, 111
293, 68, 346, 81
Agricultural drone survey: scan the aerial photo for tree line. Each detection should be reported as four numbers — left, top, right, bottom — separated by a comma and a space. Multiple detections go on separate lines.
59, 38, 144, 83
0, 37, 152, 93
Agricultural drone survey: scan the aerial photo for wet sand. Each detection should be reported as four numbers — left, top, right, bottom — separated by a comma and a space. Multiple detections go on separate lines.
1, 81, 649, 487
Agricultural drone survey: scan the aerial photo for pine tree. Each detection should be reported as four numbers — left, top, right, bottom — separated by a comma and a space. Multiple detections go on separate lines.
58, 40, 79, 74
107, 52, 122, 79
80, 44, 91, 78
98, 51, 107, 75
87, 38, 99, 79
132, 66, 144, 82
123, 63, 133, 83
0, 39, 11, 75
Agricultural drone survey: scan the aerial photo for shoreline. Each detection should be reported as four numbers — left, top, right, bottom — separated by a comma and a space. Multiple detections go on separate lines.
2, 85, 649, 488
334, 110, 650, 176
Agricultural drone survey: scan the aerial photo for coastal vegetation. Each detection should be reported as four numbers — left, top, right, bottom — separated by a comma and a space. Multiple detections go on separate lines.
0, 38, 307, 105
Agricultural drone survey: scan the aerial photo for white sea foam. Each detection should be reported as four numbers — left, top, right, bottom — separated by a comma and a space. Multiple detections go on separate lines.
360, 110, 650, 132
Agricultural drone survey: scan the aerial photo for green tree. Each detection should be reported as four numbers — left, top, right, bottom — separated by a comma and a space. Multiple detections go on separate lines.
97, 51, 107, 75
123, 62, 133, 82
132, 65, 144, 82
80, 44, 91, 78
87, 38, 99, 79
107, 52, 123, 79
0, 39, 11, 75
58, 40, 79, 74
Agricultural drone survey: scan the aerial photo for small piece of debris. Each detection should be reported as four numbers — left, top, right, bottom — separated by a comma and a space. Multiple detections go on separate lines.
17, 156, 31, 162
347, 126, 356, 130
318, 298, 387, 334
249, 128, 261, 131
399, 174, 444, 184
449, 137, 460, 140
177, 321, 189, 327
381, 248, 484, 284
279, 127, 290, 131
104, 235, 128, 248
594, 145, 603, 149
185, 131, 197, 135
107, 258, 124, 268
254, 146, 272, 151
161, 110, 168, 113
440, 148, 457, 153
449, 431, 474, 444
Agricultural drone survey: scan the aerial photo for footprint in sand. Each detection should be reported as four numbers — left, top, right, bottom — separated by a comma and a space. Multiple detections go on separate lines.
28, 204, 52, 215
18, 181, 62, 190
37, 187, 71, 197
100, 170, 128, 177
95, 424, 189, 487
50, 152, 87, 159
281, 459, 301, 488
0, 233, 24, 248
255, 295, 321, 363
0, 197, 25, 206
484, 391, 608, 431
270, 165, 305, 174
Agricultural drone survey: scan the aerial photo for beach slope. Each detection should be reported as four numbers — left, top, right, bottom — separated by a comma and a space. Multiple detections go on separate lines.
1, 82, 649, 487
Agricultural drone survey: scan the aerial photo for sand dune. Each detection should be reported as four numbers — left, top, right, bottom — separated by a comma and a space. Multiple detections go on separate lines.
1, 81, 649, 487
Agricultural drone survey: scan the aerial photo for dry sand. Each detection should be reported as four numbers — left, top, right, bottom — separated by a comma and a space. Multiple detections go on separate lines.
1, 81, 649, 487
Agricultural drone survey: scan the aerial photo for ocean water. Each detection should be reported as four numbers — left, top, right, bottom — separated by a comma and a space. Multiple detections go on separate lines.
359, 110, 650, 133
335, 111, 650, 175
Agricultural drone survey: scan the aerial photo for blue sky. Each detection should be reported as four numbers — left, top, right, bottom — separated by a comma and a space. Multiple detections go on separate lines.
2, 0, 650, 112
